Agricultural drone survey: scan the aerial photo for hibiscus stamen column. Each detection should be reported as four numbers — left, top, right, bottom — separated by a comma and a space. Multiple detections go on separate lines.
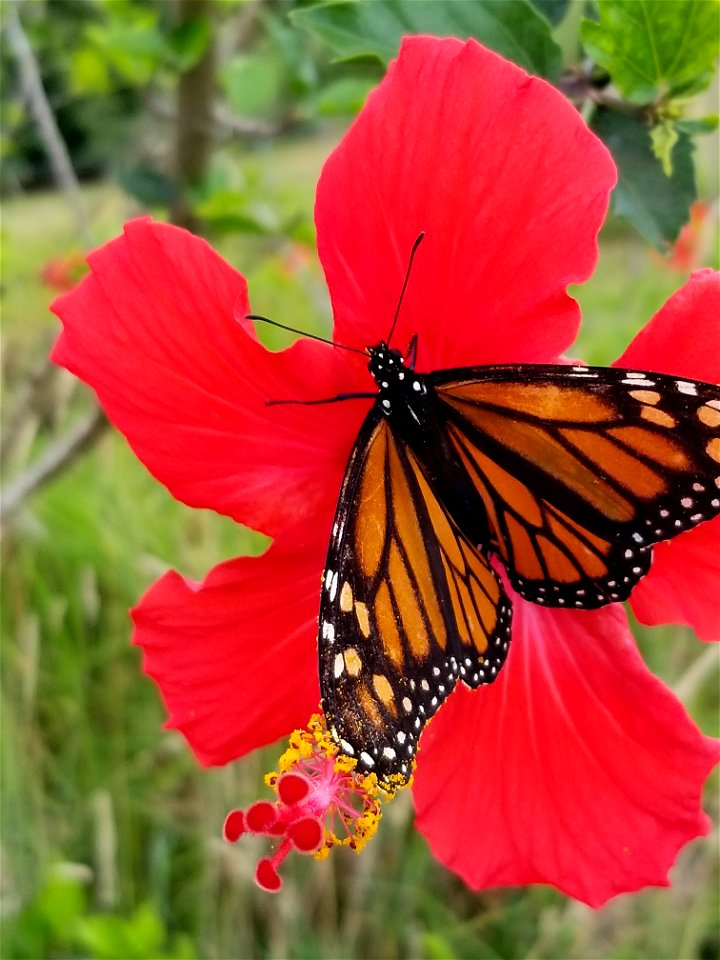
223, 714, 398, 892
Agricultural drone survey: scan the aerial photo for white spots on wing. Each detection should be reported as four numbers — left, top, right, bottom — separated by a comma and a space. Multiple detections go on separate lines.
333, 652, 344, 679
326, 569, 338, 602
676, 380, 698, 396
624, 371, 655, 384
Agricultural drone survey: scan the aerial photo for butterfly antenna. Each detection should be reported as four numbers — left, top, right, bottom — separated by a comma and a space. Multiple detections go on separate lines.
386, 231, 425, 346
245, 315, 366, 356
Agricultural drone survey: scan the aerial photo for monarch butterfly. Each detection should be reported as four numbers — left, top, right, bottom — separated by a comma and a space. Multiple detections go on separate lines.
257, 239, 720, 789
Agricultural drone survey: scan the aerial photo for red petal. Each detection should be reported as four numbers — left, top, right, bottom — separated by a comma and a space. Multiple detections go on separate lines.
131, 529, 324, 766
631, 519, 720, 642
413, 600, 719, 907
614, 270, 720, 381
51, 218, 367, 538
613, 271, 720, 636
316, 37, 616, 369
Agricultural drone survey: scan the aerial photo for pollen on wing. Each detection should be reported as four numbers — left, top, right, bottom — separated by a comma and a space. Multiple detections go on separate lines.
222, 713, 407, 893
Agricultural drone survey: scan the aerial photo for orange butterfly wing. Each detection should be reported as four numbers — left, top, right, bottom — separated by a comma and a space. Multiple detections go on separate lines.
430, 364, 720, 607
319, 413, 511, 787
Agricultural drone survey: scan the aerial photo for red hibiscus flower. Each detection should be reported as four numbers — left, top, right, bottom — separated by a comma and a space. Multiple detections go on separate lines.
51, 37, 719, 907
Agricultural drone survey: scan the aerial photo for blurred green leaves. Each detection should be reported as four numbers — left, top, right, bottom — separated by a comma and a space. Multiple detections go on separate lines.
221, 53, 285, 118
167, 14, 212, 72
291, 0, 718, 250
579, 0, 719, 248
70, 3, 210, 94
593, 111, 696, 251
6, 0, 717, 251
581, 0, 720, 103
292, 0, 562, 79
1, 869, 194, 960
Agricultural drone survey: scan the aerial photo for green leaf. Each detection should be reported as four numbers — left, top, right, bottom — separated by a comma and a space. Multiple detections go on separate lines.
220, 54, 284, 117
529, 0, 570, 25
292, 0, 562, 80
593, 110, 696, 250
118, 167, 177, 207
675, 114, 718, 135
581, 0, 720, 104
168, 15, 211, 72
309, 76, 377, 116
68, 46, 112, 95
193, 190, 281, 235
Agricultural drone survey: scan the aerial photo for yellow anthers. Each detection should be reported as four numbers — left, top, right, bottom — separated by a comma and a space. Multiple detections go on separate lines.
230, 712, 410, 892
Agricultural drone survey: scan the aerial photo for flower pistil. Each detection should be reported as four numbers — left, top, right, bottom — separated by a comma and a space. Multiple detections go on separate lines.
223, 713, 400, 892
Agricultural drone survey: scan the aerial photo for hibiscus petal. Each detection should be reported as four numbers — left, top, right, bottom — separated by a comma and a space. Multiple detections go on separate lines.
52, 218, 368, 537
631, 520, 720, 642
613, 270, 720, 637
316, 36, 616, 369
131, 529, 325, 765
614, 269, 720, 381
412, 600, 719, 907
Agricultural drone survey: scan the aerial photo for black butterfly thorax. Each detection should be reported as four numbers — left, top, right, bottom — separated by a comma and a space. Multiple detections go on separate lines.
368, 342, 491, 548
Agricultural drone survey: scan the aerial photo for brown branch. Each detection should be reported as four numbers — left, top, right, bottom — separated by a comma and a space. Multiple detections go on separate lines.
1, 407, 108, 526
4, 2, 92, 246
171, 0, 218, 230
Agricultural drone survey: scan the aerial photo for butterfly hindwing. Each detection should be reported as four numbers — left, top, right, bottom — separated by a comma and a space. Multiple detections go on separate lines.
319, 412, 511, 786
430, 364, 720, 608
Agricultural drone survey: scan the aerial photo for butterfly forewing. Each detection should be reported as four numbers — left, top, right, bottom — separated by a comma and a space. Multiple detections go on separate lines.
319, 412, 511, 786
430, 364, 720, 608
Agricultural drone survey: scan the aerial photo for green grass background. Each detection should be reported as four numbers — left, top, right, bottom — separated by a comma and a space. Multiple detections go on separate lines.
1, 132, 718, 960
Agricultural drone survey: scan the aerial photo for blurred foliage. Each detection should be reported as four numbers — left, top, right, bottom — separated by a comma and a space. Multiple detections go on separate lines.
291, 0, 563, 78
3, 0, 719, 247
2, 868, 195, 960
2, 1, 719, 958
292, 0, 719, 250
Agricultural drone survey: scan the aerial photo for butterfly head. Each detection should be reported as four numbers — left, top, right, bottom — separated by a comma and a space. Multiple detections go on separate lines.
368, 342, 420, 416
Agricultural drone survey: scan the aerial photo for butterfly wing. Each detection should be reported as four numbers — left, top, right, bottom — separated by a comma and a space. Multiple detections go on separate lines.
319, 408, 511, 787
429, 364, 720, 608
